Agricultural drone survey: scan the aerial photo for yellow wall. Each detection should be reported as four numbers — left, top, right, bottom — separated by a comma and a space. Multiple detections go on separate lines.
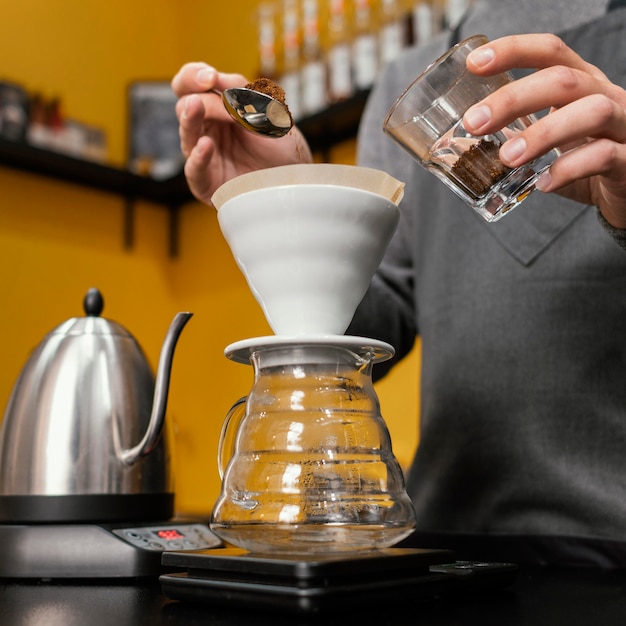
0, 0, 419, 516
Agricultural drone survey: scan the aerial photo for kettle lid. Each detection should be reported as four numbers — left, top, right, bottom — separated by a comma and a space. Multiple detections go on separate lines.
51, 288, 132, 337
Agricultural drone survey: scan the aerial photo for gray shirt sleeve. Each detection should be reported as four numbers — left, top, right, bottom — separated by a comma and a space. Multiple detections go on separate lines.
597, 209, 626, 251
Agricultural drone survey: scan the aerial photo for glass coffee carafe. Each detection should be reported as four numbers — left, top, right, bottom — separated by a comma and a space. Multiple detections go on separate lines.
211, 337, 416, 554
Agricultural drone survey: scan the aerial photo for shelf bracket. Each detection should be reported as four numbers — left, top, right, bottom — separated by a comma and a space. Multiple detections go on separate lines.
168, 205, 180, 257
122, 197, 180, 258
123, 198, 135, 251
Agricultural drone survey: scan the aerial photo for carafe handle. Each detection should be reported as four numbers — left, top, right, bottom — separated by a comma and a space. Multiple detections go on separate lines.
217, 396, 247, 479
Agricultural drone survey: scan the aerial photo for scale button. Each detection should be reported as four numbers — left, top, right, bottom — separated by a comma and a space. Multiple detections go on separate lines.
124, 531, 149, 546
148, 541, 165, 550
183, 540, 199, 548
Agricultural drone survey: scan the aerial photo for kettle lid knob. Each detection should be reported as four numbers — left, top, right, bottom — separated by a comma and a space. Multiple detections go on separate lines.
83, 288, 104, 317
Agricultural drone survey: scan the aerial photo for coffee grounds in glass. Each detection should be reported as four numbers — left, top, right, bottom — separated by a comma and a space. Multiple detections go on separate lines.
451, 139, 511, 197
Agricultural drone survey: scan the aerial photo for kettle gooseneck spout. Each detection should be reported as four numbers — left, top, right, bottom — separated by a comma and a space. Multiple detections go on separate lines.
120, 311, 193, 466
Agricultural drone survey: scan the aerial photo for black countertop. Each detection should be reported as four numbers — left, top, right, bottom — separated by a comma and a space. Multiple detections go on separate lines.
2, 567, 626, 626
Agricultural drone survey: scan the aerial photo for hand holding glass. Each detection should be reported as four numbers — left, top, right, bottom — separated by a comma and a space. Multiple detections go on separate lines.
383, 35, 560, 221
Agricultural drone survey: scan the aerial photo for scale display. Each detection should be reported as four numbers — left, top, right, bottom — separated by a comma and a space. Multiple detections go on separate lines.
154, 529, 185, 540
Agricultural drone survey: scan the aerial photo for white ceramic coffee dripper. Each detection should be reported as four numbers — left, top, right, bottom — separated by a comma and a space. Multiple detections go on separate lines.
212, 163, 404, 339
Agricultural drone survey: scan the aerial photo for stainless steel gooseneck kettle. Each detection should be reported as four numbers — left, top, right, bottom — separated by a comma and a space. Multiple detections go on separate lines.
0, 288, 192, 524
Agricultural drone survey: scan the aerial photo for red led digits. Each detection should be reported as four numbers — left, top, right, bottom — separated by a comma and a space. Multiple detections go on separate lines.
154, 529, 184, 541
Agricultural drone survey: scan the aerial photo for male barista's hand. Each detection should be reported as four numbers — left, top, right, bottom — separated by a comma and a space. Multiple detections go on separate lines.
463, 33, 626, 229
171, 63, 312, 205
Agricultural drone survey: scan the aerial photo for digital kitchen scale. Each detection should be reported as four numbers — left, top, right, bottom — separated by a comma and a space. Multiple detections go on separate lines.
0, 520, 222, 579
160, 546, 518, 614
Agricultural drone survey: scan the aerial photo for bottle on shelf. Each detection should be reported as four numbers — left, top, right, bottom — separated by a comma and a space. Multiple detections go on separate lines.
379, 0, 409, 68
326, 0, 355, 102
411, 0, 443, 45
279, 0, 304, 120
26, 92, 49, 148
257, 2, 280, 80
351, 0, 378, 91
300, 0, 328, 115
444, 0, 471, 29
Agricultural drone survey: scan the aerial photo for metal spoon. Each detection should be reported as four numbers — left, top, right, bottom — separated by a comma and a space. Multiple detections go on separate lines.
220, 87, 294, 138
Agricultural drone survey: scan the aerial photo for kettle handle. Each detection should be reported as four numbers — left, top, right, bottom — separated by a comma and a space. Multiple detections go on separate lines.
217, 396, 247, 479
120, 312, 192, 466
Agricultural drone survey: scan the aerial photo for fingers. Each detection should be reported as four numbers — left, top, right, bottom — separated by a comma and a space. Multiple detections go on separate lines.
171, 62, 249, 96
543, 138, 626, 229
176, 94, 206, 158
171, 63, 221, 96
464, 64, 620, 138
463, 33, 619, 138
540, 138, 621, 188
460, 33, 626, 181
501, 94, 626, 167
173, 62, 254, 160
467, 34, 606, 80
465, 86, 626, 168
184, 135, 216, 204
171, 62, 214, 96
176, 91, 234, 158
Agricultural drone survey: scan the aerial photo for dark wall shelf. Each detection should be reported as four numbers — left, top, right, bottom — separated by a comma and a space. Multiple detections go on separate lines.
0, 91, 369, 255
0, 137, 192, 206
0, 137, 192, 256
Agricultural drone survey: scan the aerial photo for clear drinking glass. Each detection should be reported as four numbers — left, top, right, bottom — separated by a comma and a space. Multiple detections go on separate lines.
383, 34, 560, 221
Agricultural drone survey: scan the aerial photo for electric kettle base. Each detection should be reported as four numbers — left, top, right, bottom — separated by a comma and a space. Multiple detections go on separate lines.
160, 547, 518, 614
0, 521, 222, 579
0, 493, 175, 524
